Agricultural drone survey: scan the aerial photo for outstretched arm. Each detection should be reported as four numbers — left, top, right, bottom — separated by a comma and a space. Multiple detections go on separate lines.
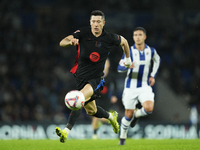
149, 49, 161, 86
120, 36, 133, 68
60, 35, 79, 47
120, 36, 130, 58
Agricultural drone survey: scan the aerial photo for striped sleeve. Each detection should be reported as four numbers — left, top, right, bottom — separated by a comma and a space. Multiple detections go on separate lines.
150, 48, 161, 78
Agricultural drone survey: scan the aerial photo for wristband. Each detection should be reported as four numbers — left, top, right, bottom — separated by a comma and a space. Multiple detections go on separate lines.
124, 57, 131, 65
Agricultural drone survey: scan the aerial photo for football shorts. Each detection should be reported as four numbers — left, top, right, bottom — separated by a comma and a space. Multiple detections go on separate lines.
76, 77, 105, 105
122, 86, 154, 109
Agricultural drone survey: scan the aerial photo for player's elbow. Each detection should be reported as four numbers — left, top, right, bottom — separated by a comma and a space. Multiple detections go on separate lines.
120, 36, 128, 46
59, 36, 73, 47
59, 40, 65, 47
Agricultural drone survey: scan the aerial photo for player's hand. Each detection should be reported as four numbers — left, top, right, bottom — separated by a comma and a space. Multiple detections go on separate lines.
70, 38, 79, 46
124, 57, 132, 68
123, 62, 134, 68
149, 77, 155, 86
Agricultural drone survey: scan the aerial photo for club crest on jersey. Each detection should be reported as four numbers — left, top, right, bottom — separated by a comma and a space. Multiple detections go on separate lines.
90, 52, 100, 62
95, 41, 102, 48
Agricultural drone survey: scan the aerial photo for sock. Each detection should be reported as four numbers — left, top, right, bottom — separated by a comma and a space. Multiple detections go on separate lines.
66, 109, 81, 130
135, 107, 152, 118
108, 113, 113, 120
120, 116, 132, 139
64, 127, 70, 135
94, 129, 97, 134
93, 106, 109, 119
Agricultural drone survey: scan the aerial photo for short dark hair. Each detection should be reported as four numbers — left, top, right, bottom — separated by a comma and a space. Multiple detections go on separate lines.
133, 27, 146, 35
90, 10, 105, 21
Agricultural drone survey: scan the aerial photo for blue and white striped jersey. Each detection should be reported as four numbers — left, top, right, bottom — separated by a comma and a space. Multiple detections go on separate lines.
118, 44, 161, 89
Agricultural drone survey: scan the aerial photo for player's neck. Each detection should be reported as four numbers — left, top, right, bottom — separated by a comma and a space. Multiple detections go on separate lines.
135, 43, 145, 51
91, 30, 102, 37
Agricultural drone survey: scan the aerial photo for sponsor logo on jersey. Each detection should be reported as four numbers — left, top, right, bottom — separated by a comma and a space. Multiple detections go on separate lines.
90, 52, 100, 62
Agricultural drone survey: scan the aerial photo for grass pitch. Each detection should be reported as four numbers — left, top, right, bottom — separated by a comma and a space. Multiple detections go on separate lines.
0, 139, 200, 150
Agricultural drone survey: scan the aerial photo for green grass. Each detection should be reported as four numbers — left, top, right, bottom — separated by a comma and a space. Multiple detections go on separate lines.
0, 139, 200, 150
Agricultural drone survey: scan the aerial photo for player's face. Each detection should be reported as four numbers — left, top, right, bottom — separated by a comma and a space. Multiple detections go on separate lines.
90, 15, 105, 37
133, 30, 146, 45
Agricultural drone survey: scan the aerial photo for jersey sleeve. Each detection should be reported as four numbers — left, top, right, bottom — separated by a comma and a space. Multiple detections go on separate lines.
117, 53, 128, 73
151, 48, 161, 78
72, 27, 87, 39
72, 29, 81, 39
111, 33, 121, 46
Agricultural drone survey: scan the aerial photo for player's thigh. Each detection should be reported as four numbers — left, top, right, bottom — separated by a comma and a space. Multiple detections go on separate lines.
80, 84, 94, 101
84, 100, 97, 115
122, 88, 138, 109
83, 77, 104, 103
138, 86, 154, 104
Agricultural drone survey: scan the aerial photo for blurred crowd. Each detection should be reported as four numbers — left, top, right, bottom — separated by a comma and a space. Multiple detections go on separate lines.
0, 0, 199, 123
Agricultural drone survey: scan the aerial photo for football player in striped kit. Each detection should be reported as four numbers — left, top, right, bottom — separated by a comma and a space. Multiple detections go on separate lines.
118, 27, 161, 145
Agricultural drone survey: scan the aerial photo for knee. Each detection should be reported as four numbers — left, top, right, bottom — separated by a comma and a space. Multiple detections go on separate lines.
143, 105, 154, 113
144, 107, 153, 113
143, 101, 154, 113
125, 110, 134, 118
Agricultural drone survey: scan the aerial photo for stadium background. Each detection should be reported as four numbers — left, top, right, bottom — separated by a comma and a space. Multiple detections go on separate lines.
0, 0, 200, 139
